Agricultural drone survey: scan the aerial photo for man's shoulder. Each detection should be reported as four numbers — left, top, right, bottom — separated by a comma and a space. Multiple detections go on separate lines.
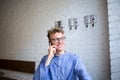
40, 55, 48, 61
65, 52, 79, 58
66, 52, 78, 56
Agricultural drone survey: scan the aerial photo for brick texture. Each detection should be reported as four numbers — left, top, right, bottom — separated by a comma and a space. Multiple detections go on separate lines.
107, 0, 120, 80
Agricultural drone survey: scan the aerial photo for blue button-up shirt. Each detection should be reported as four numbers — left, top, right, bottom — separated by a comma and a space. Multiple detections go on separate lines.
33, 52, 91, 80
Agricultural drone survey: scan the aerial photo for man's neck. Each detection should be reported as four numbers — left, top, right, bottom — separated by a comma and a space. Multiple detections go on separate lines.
56, 50, 65, 56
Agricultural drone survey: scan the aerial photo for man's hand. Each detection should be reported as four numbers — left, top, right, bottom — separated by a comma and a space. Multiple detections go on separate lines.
45, 45, 56, 66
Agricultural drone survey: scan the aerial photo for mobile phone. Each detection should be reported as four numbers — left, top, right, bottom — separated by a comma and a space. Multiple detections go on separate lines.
49, 43, 56, 54
49, 43, 52, 46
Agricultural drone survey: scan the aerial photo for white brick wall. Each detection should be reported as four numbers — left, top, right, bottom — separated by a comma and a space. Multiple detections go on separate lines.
107, 0, 120, 80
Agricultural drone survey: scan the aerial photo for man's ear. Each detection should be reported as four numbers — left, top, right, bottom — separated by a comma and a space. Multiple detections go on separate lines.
49, 43, 51, 46
49, 41, 51, 46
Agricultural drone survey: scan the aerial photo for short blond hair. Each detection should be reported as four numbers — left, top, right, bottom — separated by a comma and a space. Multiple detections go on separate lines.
47, 27, 64, 40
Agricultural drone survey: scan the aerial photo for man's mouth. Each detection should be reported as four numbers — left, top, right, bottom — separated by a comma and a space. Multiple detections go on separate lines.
57, 44, 63, 48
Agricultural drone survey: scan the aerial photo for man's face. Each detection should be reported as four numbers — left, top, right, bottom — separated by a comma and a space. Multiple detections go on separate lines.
50, 32, 65, 52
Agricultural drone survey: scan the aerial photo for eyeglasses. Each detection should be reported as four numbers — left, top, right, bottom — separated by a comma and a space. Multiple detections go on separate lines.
50, 37, 66, 42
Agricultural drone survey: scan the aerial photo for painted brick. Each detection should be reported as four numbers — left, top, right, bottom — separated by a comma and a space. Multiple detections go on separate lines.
107, 0, 120, 79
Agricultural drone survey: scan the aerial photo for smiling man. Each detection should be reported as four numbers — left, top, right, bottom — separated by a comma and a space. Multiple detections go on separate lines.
33, 27, 91, 80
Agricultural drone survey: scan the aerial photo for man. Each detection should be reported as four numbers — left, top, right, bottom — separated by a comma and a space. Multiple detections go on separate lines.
33, 27, 91, 80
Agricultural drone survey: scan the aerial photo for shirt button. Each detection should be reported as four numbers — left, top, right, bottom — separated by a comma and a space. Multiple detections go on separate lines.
58, 77, 60, 80
58, 67, 60, 70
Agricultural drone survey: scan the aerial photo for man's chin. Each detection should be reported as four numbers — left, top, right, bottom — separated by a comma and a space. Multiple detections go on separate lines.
56, 48, 63, 52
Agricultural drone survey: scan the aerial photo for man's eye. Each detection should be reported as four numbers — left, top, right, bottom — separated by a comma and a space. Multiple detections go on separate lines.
52, 39, 55, 41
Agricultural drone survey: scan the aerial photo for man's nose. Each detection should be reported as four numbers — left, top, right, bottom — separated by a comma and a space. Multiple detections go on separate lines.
58, 38, 62, 42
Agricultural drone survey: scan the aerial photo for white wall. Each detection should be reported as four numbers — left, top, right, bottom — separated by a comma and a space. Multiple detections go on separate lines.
0, 0, 110, 80
107, 0, 120, 80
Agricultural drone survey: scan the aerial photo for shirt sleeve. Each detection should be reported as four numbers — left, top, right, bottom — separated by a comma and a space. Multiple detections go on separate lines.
74, 54, 92, 80
33, 56, 51, 80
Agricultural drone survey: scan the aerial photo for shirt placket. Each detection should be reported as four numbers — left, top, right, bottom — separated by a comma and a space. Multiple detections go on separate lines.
54, 56, 61, 80
57, 58, 61, 80
53, 56, 65, 80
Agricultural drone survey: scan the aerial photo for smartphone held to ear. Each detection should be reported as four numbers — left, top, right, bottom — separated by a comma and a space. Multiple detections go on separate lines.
49, 43, 56, 54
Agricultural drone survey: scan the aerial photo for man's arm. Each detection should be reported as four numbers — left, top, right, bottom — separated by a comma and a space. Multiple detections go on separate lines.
33, 45, 56, 80
74, 55, 91, 80
33, 56, 50, 80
